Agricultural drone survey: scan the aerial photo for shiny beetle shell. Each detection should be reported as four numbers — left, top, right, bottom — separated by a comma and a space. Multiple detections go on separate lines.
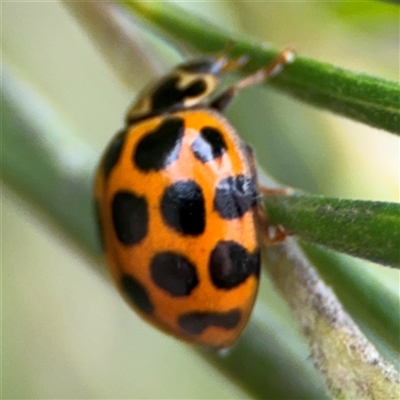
93, 50, 294, 349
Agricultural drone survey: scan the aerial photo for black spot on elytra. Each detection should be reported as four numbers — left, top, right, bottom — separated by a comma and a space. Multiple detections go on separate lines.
161, 180, 205, 236
121, 274, 154, 314
151, 76, 207, 111
112, 191, 148, 245
150, 252, 199, 297
93, 199, 105, 252
191, 127, 227, 163
214, 175, 257, 219
102, 129, 127, 178
133, 118, 184, 172
209, 241, 260, 289
178, 309, 241, 335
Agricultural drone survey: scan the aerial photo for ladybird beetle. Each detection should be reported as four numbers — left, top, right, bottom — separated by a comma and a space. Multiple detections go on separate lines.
94, 46, 294, 349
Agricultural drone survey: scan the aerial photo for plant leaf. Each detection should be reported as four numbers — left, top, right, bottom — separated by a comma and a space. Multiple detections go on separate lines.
376, 0, 400, 5
2, 68, 100, 260
120, 0, 400, 134
203, 311, 329, 399
62, 1, 166, 88
263, 194, 400, 268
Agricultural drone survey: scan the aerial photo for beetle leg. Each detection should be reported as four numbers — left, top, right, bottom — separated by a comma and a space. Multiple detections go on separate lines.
244, 144, 291, 244
259, 186, 293, 197
256, 204, 288, 245
210, 47, 295, 112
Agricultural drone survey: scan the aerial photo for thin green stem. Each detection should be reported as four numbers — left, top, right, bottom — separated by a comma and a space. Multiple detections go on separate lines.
263, 194, 400, 268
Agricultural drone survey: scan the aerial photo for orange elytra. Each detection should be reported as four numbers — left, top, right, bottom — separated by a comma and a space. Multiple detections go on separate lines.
94, 46, 294, 349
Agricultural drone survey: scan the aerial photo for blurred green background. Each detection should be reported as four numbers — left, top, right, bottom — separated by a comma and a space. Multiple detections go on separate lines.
2, 1, 399, 398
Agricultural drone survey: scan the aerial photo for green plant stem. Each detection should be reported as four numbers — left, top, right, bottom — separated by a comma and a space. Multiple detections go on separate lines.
121, 0, 400, 134
376, 0, 400, 5
62, 1, 165, 89
203, 314, 329, 399
2, 69, 100, 261
263, 194, 400, 268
